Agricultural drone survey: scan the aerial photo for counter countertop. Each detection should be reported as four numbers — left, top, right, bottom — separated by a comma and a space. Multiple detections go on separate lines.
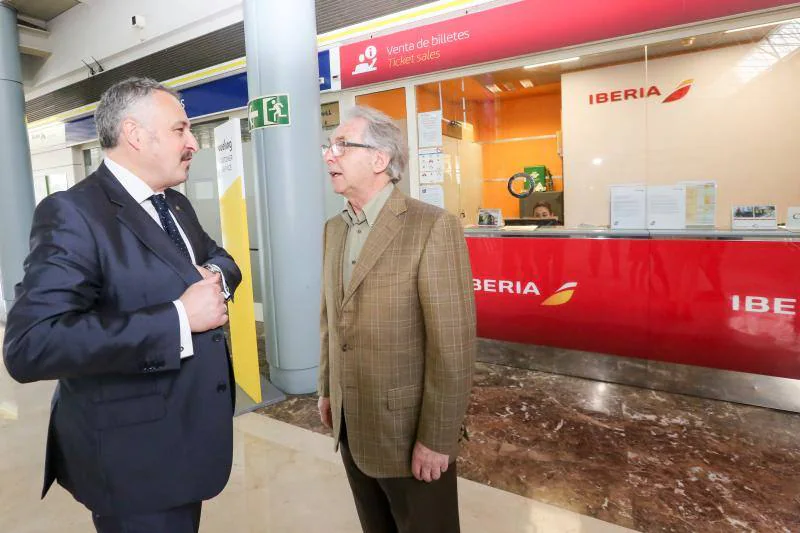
464, 226, 800, 241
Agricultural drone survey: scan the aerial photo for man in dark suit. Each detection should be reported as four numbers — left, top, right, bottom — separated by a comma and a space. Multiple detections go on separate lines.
3, 77, 241, 533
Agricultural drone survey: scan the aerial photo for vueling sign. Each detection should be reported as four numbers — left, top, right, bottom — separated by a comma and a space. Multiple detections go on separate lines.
589, 79, 694, 105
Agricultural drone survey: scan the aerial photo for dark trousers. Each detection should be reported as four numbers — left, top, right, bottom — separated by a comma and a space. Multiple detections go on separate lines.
92, 502, 202, 533
340, 423, 461, 533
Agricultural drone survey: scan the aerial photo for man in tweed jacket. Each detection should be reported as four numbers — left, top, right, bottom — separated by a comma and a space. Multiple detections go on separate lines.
318, 105, 476, 533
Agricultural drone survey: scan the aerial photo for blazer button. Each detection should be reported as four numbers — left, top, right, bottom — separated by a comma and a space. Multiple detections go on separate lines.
341, 344, 350, 352
217, 381, 228, 393
212, 333, 223, 343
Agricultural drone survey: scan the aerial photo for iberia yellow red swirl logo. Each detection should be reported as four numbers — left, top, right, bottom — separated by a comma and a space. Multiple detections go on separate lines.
541, 282, 579, 306
662, 79, 694, 103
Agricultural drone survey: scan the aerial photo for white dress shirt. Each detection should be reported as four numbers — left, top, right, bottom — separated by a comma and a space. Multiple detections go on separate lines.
104, 157, 195, 359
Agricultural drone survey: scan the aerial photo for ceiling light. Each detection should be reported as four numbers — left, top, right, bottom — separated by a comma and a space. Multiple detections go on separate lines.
502, 82, 515, 91
724, 18, 800, 33
519, 79, 535, 88
485, 84, 502, 93
524, 56, 580, 70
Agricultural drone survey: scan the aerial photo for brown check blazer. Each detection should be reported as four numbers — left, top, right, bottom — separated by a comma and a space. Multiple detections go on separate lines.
319, 187, 476, 478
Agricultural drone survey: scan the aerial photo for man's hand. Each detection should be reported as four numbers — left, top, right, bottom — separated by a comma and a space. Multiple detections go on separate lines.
179, 274, 227, 332
196, 265, 214, 280
411, 441, 450, 483
318, 396, 332, 429
196, 266, 223, 291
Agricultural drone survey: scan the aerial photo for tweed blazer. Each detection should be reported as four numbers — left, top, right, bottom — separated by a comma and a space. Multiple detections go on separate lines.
319, 187, 476, 478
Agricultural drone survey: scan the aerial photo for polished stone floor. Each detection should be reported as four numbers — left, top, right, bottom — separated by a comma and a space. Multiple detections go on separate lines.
0, 324, 633, 533
260, 362, 800, 533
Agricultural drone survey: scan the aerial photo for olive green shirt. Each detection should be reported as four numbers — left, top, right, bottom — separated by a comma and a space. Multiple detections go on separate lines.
341, 183, 394, 290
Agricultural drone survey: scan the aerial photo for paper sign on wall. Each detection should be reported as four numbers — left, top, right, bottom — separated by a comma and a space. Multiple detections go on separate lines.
419, 148, 445, 183
420, 184, 445, 209
418, 110, 443, 148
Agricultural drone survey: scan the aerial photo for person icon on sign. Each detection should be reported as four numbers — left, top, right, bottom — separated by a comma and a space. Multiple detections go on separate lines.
352, 45, 378, 75
269, 98, 286, 121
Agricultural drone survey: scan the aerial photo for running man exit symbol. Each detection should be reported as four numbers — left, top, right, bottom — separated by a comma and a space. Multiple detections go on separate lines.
248, 94, 290, 129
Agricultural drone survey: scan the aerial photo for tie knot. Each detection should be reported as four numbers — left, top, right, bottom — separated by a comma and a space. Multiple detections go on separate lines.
150, 194, 168, 212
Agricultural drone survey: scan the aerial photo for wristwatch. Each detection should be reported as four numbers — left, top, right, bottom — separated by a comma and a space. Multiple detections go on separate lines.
202, 263, 232, 301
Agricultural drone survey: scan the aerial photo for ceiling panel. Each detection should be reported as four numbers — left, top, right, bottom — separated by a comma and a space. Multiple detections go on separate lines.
7, 0, 80, 22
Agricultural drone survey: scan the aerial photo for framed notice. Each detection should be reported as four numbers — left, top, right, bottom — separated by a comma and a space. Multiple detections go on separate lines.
680, 181, 716, 227
478, 208, 504, 227
788, 207, 800, 230
610, 185, 646, 229
647, 185, 687, 230
732, 205, 778, 230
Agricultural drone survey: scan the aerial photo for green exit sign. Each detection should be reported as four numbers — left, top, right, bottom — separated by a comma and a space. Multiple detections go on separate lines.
248, 94, 290, 129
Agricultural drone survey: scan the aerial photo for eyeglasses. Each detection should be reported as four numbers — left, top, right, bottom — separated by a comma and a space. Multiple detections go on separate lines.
321, 140, 376, 158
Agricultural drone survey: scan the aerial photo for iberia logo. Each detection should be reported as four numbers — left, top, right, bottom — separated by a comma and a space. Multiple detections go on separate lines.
661, 79, 694, 103
541, 282, 578, 306
589, 79, 694, 105
472, 279, 579, 306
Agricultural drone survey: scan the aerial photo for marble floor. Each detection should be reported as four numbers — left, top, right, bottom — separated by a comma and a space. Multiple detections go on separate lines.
260, 362, 800, 533
0, 328, 633, 532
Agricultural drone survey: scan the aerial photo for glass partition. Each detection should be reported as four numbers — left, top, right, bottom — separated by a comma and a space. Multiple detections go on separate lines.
411, 18, 800, 230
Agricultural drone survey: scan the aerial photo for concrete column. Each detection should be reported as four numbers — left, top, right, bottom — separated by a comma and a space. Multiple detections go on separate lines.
243, 0, 324, 394
0, 3, 36, 317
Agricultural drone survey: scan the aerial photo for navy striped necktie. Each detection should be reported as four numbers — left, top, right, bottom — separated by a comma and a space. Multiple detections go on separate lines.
150, 194, 192, 262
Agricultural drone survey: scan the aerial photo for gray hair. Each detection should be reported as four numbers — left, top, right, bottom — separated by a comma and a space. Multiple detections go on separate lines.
95, 77, 180, 149
345, 105, 408, 183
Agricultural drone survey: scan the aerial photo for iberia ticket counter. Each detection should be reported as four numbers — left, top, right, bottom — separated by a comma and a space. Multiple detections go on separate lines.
464, 228, 800, 411
325, 0, 800, 410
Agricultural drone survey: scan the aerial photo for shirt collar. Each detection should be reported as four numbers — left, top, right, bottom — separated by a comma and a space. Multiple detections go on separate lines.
341, 183, 394, 228
104, 156, 159, 205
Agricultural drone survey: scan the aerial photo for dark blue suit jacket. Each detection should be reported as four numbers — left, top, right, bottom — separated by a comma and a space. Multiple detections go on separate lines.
3, 163, 242, 516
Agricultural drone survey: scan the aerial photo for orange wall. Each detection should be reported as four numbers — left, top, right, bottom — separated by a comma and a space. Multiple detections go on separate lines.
356, 87, 563, 220
480, 92, 563, 218
356, 88, 407, 119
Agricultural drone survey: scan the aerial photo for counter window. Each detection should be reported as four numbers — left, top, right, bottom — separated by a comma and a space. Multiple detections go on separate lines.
411, 20, 800, 231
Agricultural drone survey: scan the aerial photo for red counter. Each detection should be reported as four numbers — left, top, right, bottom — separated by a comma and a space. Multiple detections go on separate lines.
466, 231, 800, 379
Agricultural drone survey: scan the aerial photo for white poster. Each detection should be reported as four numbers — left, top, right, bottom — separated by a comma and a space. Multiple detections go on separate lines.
419, 148, 445, 183
647, 185, 686, 229
417, 110, 443, 148
420, 185, 445, 209
213, 119, 246, 198
610, 185, 646, 229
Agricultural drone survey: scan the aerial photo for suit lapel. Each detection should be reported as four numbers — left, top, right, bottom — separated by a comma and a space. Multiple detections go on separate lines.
342, 188, 408, 307
328, 218, 348, 310
96, 164, 199, 287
